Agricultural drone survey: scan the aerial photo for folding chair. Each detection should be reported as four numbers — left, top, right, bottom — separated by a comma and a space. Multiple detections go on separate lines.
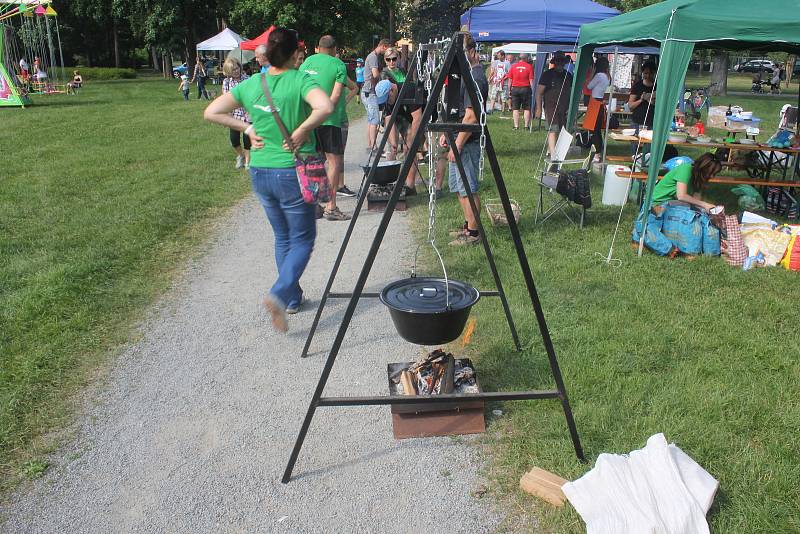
535, 127, 595, 228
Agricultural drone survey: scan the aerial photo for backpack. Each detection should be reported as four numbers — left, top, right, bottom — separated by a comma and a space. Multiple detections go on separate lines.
556, 169, 592, 208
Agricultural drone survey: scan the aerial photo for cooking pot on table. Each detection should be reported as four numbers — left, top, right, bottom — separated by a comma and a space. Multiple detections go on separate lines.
380, 244, 480, 345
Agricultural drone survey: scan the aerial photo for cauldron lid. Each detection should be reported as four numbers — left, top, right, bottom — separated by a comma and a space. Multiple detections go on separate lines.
380, 277, 479, 313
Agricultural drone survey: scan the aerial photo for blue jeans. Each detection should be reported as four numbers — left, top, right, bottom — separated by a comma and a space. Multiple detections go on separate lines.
250, 167, 317, 308
448, 141, 481, 197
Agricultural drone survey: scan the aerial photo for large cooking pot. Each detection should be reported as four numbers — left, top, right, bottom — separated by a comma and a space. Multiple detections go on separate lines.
380, 277, 480, 345
362, 160, 402, 185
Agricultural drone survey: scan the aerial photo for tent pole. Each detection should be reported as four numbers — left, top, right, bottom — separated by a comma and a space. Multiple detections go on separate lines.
601, 47, 619, 168
54, 16, 65, 82
43, 10, 56, 81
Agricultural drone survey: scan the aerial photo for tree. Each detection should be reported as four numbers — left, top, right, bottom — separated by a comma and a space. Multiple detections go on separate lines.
229, 0, 388, 54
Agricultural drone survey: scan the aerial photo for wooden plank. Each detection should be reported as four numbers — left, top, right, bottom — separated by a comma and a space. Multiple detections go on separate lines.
615, 170, 800, 188
519, 467, 568, 507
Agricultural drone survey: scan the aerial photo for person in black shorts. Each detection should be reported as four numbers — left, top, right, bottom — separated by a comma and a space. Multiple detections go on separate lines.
508, 54, 534, 129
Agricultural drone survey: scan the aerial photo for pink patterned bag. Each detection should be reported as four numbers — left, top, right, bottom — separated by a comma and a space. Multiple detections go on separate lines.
719, 214, 747, 267
260, 74, 329, 204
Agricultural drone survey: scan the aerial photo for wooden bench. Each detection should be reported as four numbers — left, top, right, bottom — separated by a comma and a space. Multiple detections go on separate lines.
616, 170, 800, 188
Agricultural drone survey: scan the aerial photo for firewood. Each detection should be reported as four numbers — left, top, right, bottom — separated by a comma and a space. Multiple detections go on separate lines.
519, 467, 568, 507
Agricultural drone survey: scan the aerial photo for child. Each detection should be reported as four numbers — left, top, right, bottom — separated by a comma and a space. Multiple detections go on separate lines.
178, 74, 190, 101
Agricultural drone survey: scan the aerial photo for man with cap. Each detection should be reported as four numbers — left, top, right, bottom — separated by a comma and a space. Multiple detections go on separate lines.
536, 51, 574, 156
508, 54, 534, 130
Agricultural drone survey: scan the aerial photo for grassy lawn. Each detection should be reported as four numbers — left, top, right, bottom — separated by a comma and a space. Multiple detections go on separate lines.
406, 93, 800, 531
685, 71, 800, 95
0, 77, 256, 488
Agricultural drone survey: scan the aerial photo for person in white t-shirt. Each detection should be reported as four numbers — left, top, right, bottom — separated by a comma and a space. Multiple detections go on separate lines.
585, 57, 610, 158
487, 51, 511, 114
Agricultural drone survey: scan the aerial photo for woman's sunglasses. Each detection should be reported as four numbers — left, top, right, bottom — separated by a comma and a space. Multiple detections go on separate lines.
386, 57, 398, 62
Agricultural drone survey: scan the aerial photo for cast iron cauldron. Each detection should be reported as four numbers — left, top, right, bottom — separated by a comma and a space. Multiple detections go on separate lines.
362, 160, 402, 185
380, 277, 480, 345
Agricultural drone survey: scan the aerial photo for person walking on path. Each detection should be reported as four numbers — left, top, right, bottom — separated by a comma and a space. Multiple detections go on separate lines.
300, 35, 351, 221
222, 57, 252, 169
508, 54, 534, 130
204, 27, 334, 330
355, 58, 365, 93
443, 33, 488, 247
362, 38, 391, 153
535, 51, 573, 156
191, 56, 211, 100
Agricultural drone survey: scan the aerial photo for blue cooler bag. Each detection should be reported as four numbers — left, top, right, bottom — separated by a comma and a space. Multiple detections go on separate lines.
661, 204, 703, 254
700, 214, 721, 256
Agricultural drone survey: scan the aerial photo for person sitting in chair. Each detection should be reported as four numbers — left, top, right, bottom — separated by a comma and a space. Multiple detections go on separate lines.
67, 71, 82, 94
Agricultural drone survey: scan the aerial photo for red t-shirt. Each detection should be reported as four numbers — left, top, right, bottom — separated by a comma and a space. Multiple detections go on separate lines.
508, 61, 533, 88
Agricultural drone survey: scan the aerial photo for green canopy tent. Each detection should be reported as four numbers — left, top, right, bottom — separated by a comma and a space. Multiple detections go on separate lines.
566, 0, 800, 254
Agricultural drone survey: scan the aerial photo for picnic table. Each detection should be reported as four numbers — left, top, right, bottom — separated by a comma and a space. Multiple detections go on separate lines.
608, 132, 800, 181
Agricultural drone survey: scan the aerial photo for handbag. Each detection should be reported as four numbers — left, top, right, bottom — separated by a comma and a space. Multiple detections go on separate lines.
259, 74, 329, 204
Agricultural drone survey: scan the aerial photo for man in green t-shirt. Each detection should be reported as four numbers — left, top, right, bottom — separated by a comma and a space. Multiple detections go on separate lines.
300, 35, 350, 221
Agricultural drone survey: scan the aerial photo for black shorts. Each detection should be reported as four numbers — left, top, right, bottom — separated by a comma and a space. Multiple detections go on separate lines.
317, 125, 344, 155
230, 128, 252, 150
511, 87, 532, 110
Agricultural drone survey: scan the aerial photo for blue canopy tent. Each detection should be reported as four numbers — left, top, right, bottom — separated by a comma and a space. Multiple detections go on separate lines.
461, 0, 658, 104
460, 0, 618, 44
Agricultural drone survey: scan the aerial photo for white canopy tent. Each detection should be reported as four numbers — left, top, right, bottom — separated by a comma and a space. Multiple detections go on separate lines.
196, 28, 244, 51
491, 42, 538, 58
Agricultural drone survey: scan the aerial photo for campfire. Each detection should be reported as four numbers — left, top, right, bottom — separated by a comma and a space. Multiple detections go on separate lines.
390, 349, 479, 396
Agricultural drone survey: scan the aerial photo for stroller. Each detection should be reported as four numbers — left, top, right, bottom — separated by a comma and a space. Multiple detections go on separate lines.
751, 74, 767, 94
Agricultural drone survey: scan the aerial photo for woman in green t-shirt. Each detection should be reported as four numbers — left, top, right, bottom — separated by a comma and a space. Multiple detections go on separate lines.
651, 152, 722, 212
204, 28, 333, 332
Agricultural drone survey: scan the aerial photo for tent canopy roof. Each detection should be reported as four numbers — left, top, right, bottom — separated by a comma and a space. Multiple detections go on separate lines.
240, 26, 274, 51
196, 28, 244, 51
461, 0, 618, 44
578, 0, 800, 54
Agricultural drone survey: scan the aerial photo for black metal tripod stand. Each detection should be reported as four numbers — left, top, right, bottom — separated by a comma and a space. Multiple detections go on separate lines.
282, 33, 584, 483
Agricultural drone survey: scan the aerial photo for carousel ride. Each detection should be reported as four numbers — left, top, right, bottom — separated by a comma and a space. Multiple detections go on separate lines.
0, 0, 66, 107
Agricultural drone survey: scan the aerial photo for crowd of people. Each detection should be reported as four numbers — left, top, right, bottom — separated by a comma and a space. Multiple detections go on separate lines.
203, 29, 489, 332
200, 26, 774, 330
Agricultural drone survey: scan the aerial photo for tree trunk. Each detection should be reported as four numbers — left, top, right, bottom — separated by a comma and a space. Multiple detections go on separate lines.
389, 6, 396, 42
710, 51, 729, 96
151, 47, 159, 72
113, 21, 120, 67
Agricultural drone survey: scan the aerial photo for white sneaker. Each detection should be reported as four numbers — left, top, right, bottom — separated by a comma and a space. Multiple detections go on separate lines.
235, 155, 245, 169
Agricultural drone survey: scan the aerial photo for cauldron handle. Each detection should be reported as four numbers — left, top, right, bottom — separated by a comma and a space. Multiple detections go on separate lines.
412, 242, 450, 309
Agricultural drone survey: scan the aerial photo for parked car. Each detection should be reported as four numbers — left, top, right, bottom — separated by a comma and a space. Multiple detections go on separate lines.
172, 63, 189, 78
735, 59, 775, 73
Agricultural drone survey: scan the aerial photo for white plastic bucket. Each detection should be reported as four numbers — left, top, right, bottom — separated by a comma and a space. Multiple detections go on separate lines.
603, 165, 631, 206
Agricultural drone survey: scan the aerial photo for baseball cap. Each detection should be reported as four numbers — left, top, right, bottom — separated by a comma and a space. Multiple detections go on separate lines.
375, 79, 392, 105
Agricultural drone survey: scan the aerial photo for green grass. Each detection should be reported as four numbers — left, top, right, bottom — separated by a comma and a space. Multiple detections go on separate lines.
685, 71, 800, 95
0, 78, 253, 489
406, 99, 800, 531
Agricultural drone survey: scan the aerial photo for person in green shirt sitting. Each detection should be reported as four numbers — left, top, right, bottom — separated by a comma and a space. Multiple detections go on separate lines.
651, 152, 722, 212
204, 27, 333, 332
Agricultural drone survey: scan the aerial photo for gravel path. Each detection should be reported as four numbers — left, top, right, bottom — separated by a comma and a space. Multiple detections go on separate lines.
0, 119, 503, 533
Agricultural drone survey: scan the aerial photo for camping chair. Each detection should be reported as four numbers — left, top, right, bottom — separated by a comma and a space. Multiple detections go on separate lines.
535, 127, 595, 228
